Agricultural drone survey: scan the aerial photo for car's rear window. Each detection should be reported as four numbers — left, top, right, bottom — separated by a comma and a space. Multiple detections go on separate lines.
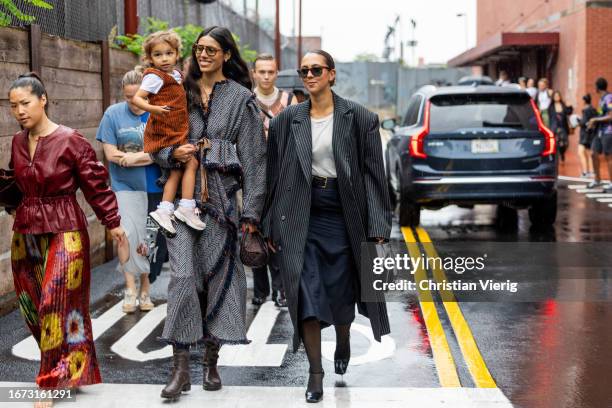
429, 93, 538, 133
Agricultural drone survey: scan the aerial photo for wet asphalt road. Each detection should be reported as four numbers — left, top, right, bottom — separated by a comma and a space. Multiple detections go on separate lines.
0, 178, 610, 407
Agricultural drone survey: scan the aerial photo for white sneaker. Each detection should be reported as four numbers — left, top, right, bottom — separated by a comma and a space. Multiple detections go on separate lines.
150, 208, 176, 236
139, 293, 154, 311
174, 206, 206, 230
122, 289, 137, 313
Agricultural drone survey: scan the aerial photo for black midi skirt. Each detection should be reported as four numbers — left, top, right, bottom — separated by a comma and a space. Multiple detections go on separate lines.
298, 181, 356, 326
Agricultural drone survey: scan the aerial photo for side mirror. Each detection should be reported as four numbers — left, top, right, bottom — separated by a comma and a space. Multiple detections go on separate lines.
381, 118, 396, 131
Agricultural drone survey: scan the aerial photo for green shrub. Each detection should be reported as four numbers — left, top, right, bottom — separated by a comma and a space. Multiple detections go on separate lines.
111, 17, 257, 63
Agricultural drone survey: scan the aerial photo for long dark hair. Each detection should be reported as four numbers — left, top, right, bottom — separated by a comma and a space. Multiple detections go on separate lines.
184, 26, 252, 107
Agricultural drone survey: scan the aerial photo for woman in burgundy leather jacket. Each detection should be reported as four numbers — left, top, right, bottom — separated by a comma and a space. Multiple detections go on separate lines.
8, 73, 126, 395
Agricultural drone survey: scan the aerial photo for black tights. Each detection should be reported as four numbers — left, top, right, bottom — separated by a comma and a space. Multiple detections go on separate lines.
300, 319, 351, 373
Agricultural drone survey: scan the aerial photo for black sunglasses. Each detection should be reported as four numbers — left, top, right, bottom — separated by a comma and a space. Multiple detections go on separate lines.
297, 66, 330, 79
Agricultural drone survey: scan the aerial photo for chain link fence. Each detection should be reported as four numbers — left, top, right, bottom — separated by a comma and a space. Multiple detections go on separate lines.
8, 0, 296, 67
8, 0, 118, 42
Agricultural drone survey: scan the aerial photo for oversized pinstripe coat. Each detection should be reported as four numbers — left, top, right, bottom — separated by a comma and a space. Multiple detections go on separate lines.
263, 92, 393, 351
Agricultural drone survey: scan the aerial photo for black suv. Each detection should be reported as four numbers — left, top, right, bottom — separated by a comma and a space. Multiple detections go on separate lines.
383, 85, 558, 228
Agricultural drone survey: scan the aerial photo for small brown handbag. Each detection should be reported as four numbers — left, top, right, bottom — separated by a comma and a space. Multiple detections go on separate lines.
240, 229, 268, 268
0, 169, 22, 209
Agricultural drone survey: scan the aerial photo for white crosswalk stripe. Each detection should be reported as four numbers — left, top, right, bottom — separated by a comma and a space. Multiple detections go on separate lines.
568, 183, 612, 210
0, 382, 514, 407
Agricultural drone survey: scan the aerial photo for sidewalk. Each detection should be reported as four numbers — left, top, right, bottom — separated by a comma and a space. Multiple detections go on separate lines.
560, 133, 611, 180
0, 382, 513, 408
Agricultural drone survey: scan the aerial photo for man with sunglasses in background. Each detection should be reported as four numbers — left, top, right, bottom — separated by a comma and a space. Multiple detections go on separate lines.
250, 53, 298, 307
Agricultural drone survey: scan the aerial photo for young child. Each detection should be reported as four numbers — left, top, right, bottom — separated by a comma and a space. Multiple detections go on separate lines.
133, 30, 205, 236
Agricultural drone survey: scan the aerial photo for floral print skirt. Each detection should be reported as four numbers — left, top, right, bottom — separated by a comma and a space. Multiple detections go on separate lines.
11, 230, 101, 388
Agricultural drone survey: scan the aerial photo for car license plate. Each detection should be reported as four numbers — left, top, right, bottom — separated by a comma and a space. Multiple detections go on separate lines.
471, 139, 499, 154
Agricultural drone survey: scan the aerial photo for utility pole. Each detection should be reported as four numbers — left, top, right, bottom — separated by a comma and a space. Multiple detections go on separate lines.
124, 0, 138, 35
255, 0, 259, 27
297, 0, 302, 67
457, 13, 468, 50
275, 0, 281, 69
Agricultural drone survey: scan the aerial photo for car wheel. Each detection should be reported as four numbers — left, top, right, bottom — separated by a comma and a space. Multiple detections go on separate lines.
528, 192, 557, 226
495, 204, 518, 231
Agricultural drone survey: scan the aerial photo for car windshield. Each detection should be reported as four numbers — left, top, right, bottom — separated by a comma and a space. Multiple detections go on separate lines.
429, 93, 538, 133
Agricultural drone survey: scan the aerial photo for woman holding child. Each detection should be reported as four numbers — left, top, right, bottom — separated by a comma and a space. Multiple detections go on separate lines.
139, 27, 266, 400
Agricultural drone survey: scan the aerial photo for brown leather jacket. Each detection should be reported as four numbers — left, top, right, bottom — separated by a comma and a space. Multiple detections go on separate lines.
10, 125, 120, 234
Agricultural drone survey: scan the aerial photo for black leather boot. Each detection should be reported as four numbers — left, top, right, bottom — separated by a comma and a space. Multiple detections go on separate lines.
305, 370, 324, 403
203, 340, 222, 391
160, 347, 191, 400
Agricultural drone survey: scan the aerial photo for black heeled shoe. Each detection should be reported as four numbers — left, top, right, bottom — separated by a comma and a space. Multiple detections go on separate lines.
334, 335, 351, 375
305, 370, 324, 403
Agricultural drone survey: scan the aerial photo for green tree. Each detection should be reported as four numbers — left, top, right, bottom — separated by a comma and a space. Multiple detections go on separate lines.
112, 17, 257, 63
0, 0, 53, 26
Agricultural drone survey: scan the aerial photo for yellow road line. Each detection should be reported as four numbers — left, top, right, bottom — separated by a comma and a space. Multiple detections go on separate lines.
401, 227, 461, 387
415, 227, 497, 388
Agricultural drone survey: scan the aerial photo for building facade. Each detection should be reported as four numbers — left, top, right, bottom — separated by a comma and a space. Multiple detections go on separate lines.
449, 0, 612, 108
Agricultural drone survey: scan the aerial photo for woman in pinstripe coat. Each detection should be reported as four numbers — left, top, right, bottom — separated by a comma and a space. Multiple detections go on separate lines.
152, 27, 266, 400
263, 50, 392, 403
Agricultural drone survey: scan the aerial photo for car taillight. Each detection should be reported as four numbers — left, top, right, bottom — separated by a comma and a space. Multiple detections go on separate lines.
409, 100, 430, 158
530, 99, 556, 156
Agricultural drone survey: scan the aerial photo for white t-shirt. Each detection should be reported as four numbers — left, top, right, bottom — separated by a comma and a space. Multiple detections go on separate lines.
538, 90, 551, 110
311, 113, 336, 178
526, 87, 538, 99
140, 69, 182, 94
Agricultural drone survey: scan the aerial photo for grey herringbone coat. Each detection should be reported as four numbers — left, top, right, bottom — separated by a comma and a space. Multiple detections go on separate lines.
153, 79, 266, 346
263, 93, 392, 351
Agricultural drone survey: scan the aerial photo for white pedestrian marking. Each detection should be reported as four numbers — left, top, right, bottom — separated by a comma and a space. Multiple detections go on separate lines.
576, 188, 604, 193
12, 301, 125, 361
321, 323, 396, 365
568, 184, 588, 189
110, 304, 172, 361
586, 193, 612, 198
596, 198, 612, 203
218, 301, 288, 366
0, 382, 514, 407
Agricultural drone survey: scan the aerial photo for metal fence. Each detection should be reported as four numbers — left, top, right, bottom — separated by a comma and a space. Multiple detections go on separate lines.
9, 0, 118, 42
334, 61, 471, 117
9, 0, 297, 67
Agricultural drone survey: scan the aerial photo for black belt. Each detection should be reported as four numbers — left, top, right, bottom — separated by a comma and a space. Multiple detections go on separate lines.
312, 176, 338, 189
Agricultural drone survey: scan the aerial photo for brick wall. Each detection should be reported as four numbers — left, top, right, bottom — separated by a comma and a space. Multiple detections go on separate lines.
475, 0, 612, 178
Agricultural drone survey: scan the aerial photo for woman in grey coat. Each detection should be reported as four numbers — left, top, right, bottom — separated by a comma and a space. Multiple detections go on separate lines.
152, 26, 266, 400
263, 50, 392, 403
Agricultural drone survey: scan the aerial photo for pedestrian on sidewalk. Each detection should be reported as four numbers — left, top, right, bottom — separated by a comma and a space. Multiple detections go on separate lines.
548, 90, 572, 162
587, 77, 612, 191
577, 94, 597, 178
536, 78, 553, 127
526, 77, 538, 99
151, 26, 266, 401
263, 50, 392, 403
7, 73, 127, 398
250, 53, 298, 308
495, 70, 510, 86
96, 67, 163, 314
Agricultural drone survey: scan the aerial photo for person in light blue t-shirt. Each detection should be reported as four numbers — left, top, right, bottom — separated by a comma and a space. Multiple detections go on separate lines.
96, 68, 166, 313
